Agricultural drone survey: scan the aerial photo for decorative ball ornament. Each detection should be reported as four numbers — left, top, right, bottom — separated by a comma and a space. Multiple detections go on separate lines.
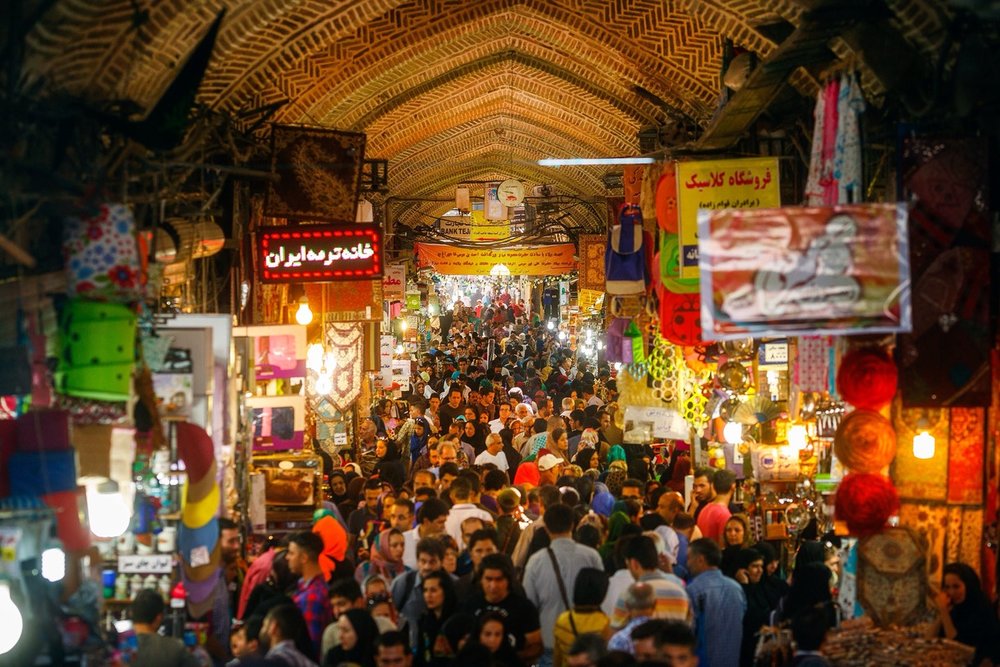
836, 348, 898, 409
717, 361, 750, 392
835, 473, 899, 536
721, 338, 755, 360
834, 409, 897, 473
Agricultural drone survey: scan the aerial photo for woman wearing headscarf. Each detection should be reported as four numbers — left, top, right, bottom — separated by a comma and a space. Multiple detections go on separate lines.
460, 418, 487, 457
599, 511, 633, 572
603, 459, 628, 497
772, 562, 839, 629
573, 446, 601, 473
753, 540, 790, 607
373, 439, 406, 490
720, 513, 752, 578
933, 561, 1000, 664
734, 547, 774, 667
322, 608, 379, 667
354, 528, 409, 583
328, 470, 350, 507
313, 513, 349, 582
339, 475, 365, 518
416, 569, 457, 667
408, 417, 430, 465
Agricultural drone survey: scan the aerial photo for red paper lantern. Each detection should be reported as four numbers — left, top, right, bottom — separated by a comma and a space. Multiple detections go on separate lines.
833, 408, 897, 473
835, 473, 899, 536
837, 348, 898, 409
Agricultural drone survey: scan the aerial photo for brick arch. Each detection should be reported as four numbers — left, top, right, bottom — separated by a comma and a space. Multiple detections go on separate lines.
394, 148, 605, 200
390, 123, 609, 194
367, 86, 637, 162
267, 3, 730, 128
382, 110, 634, 177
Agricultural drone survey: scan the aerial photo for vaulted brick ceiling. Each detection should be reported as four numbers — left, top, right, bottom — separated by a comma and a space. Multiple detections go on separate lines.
24, 0, 950, 224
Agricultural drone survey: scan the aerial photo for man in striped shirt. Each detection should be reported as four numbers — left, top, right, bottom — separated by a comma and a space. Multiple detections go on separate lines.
609, 535, 691, 629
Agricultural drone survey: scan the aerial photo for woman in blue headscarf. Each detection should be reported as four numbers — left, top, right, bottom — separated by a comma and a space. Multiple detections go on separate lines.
409, 416, 430, 464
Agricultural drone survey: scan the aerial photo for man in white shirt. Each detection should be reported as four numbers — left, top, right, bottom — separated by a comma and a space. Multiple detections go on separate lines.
443, 476, 494, 550
488, 402, 513, 433
474, 433, 509, 472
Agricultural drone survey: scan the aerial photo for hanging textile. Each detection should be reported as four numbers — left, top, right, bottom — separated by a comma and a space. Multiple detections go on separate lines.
834, 71, 865, 204
820, 78, 841, 205
804, 87, 826, 205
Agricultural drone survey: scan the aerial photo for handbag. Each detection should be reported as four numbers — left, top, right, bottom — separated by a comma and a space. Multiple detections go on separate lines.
604, 317, 630, 364
545, 547, 578, 636
605, 204, 648, 295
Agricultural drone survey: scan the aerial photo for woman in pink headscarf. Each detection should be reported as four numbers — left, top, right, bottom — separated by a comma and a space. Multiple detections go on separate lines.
354, 528, 409, 583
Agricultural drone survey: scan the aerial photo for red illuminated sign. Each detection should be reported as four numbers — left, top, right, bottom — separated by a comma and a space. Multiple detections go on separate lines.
258, 224, 383, 283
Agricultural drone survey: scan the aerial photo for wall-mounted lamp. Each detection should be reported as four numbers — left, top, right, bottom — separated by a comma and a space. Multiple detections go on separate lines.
913, 418, 935, 459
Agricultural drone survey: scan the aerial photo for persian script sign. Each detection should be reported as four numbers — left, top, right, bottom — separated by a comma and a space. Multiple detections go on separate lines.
415, 243, 576, 276
677, 157, 780, 279
258, 224, 383, 282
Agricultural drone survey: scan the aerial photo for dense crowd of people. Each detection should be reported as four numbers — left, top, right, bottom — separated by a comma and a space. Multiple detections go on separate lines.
127, 293, 998, 667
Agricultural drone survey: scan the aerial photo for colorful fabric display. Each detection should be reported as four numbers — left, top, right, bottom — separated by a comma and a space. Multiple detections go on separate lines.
176, 422, 215, 483
187, 460, 218, 503
178, 517, 219, 564
183, 567, 221, 606
659, 234, 699, 294
182, 483, 220, 528
16, 409, 72, 452
41, 489, 91, 552
9, 449, 78, 496
63, 203, 143, 302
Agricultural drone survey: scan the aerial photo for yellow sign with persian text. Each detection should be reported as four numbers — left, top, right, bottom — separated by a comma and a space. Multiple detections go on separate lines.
676, 157, 780, 279
415, 243, 576, 276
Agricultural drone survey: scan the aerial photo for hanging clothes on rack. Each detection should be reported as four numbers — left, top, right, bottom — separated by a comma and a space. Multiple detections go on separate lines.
804, 85, 827, 205
834, 71, 865, 204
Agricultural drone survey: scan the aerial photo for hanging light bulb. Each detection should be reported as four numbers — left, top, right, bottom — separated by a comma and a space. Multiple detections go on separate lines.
395, 344, 404, 355
547, 320, 555, 331
41, 547, 66, 582
913, 418, 935, 459
315, 373, 333, 396
294, 297, 313, 326
306, 343, 324, 372
788, 424, 808, 450
0, 580, 22, 654
723, 421, 744, 445
324, 350, 337, 372
87, 480, 131, 538
399, 319, 408, 332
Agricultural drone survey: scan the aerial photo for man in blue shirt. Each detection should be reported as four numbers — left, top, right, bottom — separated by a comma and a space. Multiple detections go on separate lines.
685, 537, 747, 667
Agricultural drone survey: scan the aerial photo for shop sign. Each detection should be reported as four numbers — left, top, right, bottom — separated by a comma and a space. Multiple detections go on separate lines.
383, 263, 406, 300
698, 203, 912, 340
0, 527, 20, 578
405, 292, 421, 311
118, 554, 173, 574
677, 157, 780, 279
415, 242, 576, 276
379, 335, 394, 389
440, 211, 509, 240
258, 224, 383, 283
392, 360, 411, 391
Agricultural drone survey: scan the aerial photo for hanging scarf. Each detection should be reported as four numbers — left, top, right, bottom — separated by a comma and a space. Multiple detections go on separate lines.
834, 70, 865, 204
805, 86, 827, 205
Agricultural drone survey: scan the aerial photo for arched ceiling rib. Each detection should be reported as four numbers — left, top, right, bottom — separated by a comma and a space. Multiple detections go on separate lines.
21, 0, 953, 204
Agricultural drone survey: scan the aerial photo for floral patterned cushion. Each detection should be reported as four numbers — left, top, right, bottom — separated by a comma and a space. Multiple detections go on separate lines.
63, 203, 143, 302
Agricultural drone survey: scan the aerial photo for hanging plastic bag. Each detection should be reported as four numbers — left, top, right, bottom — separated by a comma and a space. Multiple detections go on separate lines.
624, 320, 646, 364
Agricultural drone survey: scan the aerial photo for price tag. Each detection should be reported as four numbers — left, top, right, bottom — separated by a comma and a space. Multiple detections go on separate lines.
190, 545, 211, 567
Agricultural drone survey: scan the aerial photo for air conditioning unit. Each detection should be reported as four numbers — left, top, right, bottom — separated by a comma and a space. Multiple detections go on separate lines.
532, 184, 555, 198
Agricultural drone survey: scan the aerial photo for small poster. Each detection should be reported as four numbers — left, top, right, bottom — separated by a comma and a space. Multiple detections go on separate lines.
698, 203, 912, 340
383, 263, 406, 301
485, 183, 505, 221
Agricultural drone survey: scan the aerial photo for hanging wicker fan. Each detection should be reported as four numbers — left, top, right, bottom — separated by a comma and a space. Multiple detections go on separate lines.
732, 395, 781, 425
